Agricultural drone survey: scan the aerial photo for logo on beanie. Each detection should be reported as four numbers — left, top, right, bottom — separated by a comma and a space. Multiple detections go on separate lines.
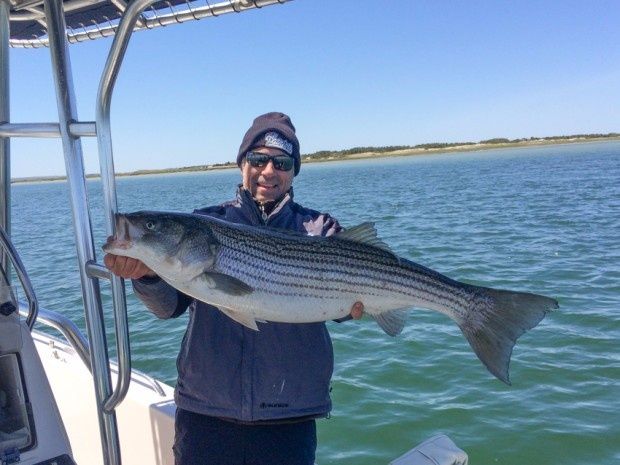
263, 131, 293, 155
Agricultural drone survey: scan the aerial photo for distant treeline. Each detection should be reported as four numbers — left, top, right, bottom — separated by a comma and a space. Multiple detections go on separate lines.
301, 132, 620, 161
303, 146, 414, 160
479, 133, 620, 144
126, 161, 236, 176
13, 132, 619, 184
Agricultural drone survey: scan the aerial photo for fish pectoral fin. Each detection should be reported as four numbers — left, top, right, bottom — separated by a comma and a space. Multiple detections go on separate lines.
199, 272, 253, 296
218, 307, 261, 331
371, 308, 408, 336
337, 222, 396, 255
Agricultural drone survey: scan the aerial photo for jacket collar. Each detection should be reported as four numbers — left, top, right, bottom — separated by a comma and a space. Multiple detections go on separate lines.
236, 185, 294, 224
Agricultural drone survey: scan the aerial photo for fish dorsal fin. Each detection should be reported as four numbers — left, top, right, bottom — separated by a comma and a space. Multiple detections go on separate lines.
338, 222, 395, 254
371, 309, 408, 336
199, 272, 253, 296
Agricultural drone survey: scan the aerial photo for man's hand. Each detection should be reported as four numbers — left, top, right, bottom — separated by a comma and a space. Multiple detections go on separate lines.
104, 253, 156, 280
350, 301, 364, 319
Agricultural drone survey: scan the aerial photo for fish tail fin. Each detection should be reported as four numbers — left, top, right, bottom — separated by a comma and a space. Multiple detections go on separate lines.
460, 286, 558, 385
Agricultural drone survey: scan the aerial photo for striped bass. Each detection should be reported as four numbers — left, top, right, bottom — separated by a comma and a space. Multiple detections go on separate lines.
102, 211, 558, 384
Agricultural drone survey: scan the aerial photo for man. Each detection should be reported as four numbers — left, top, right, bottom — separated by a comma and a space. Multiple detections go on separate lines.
104, 112, 362, 465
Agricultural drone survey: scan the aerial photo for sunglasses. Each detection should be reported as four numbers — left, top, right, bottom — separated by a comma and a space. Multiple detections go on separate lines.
245, 151, 294, 172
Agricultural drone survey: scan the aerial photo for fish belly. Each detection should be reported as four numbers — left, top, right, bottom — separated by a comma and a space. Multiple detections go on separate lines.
177, 273, 421, 324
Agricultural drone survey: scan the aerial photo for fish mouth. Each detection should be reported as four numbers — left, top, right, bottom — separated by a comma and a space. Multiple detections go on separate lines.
102, 214, 132, 252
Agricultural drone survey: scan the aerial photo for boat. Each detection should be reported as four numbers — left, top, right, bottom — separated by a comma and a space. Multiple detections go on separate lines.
0, 1, 467, 463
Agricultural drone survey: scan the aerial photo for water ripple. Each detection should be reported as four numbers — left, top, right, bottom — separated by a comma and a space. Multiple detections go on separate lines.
10, 141, 620, 465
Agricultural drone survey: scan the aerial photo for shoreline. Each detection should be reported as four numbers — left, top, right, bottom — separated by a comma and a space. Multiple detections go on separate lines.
12, 135, 620, 185
300, 135, 620, 163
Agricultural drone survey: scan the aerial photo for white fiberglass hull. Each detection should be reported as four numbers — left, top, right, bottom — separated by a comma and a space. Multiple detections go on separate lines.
32, 330, 176, 465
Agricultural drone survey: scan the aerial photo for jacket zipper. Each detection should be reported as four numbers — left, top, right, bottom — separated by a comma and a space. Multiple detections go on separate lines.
258, 203, 268, 222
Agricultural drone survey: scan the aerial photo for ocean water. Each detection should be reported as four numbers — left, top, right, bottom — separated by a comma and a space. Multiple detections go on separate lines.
9, 141, 620, 464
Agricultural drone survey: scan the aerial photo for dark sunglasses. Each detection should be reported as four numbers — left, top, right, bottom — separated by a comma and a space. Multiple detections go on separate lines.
245, 151, 294, 172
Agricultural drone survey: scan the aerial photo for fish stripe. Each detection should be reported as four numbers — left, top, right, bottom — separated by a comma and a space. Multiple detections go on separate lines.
214, 242, 469, 313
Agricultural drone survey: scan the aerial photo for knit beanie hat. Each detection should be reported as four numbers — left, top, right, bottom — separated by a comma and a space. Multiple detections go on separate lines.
237, 112, 301, 176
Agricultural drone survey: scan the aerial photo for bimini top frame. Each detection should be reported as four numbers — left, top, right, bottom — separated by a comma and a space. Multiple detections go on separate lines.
9, 0, 290, 47
0, 0, 291, 464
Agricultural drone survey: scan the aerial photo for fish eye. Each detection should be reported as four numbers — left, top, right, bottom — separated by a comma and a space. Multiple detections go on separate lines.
145, 221, 156, 230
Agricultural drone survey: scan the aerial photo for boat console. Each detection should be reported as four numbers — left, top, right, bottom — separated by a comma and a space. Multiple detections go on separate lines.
0, 234, 74, 465
0, 310, 33, 457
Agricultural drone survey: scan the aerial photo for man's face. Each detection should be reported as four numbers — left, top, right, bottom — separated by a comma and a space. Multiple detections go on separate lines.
241, 147, 295, 203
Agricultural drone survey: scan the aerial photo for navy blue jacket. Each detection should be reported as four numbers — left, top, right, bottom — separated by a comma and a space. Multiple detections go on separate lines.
132, 187, 343, 422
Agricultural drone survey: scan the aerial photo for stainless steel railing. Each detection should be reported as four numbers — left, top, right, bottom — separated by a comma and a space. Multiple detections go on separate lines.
41, 2, 123, 462
20, 304, 90, 368
18, 303, 167, 397
0, 225, 38, 329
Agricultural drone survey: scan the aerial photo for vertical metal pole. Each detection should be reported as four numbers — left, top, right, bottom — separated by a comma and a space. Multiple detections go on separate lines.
96, 0, 159, 415
0, 0, 10, 269
0, 1, 40, 328
43, 1, 121, 464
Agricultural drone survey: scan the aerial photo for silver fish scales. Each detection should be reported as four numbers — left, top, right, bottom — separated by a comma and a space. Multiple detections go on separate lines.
211, 218, 476, 328
103, 211, 558, 384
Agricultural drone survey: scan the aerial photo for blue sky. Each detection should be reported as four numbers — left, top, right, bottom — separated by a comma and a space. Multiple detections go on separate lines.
9, 0, 620, 178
